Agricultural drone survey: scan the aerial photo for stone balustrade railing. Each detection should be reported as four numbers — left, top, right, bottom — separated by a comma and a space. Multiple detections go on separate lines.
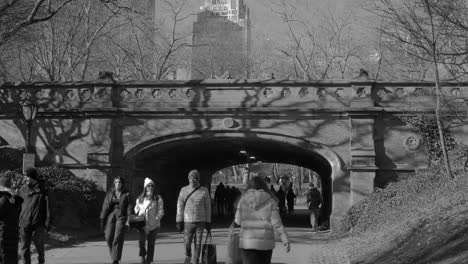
0, 79, 467, 113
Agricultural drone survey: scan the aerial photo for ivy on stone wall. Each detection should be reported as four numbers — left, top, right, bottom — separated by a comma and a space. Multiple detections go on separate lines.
399, 115, 457, 162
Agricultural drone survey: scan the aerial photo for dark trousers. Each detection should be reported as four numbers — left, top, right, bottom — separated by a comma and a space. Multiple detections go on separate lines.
184, 222, 205, 264
138, 228, 158, 262
20, 226, 45, 264
216, 200, 224, 216
240, 249, 273, 264
105, 210, 127, 261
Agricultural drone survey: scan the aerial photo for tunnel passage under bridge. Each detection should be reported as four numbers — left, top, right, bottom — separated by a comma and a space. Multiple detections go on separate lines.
125, 132, 335, 227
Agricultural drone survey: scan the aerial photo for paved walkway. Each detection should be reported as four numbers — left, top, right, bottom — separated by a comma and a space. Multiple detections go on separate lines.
41, 227, 349, 264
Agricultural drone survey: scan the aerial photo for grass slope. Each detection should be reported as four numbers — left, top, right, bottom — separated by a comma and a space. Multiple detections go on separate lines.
340, 149, 468, 264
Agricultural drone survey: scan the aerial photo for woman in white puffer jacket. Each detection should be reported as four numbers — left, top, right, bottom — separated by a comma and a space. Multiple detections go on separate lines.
134, 178, 164, 264
234, 176, 291, 264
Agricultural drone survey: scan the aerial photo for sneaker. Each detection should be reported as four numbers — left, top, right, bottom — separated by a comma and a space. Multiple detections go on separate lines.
140, 256, 146, 264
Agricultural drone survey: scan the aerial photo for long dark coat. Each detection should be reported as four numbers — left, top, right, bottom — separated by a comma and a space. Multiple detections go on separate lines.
0, 190, 23, 263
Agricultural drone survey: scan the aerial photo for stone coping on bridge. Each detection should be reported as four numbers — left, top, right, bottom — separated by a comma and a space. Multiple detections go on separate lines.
0, 79, 466, 112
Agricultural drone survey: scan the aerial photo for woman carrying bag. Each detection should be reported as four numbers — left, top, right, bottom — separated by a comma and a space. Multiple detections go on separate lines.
234, 176, 291, 264
134, 178, 164, 264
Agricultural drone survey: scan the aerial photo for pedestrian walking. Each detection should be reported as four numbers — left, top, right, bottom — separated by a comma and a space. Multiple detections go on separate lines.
100, 176, 132, 264
134, 177, 164, 264
304, 183, 322, 232
18, 167, 53, 264
214, 182, 225, 216
234, 176, 291, 264
286, 183, 296, 215
0, 172, 23, 264
176, 170, 211, 264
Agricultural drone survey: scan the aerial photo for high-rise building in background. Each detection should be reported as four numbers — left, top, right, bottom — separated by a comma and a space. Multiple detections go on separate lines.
191, 0, 251, 79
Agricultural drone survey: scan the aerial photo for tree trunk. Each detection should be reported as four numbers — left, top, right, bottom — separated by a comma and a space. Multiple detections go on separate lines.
434, 63, 453, 178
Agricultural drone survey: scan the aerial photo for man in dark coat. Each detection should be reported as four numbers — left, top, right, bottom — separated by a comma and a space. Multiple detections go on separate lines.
304, 183, 322, 232
18, 167, 53, 264
0, 172, 23, 264
214, 182, 226, 216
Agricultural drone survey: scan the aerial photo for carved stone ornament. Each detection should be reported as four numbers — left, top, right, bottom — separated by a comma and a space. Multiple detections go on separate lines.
451, 88, 461, 97
168, 89, 177, 98
152, 89, 161, 98
223, 117, 235, 128
356, 87, 367, 97
281, 88, 291, 98
263, 88, 273, 98
186, 89, 196, 98
395, 88, 407, 98
298, 87, 309, 98
317, 88, 326, 99
404, 135, 421, 151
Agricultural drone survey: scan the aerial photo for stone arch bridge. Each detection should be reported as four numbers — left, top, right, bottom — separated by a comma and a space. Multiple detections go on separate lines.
0, 77, 467, 228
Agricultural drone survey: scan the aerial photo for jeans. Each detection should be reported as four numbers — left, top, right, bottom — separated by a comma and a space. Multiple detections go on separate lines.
20, 226, 46, 264
240, 249, 273, 264
310, 208, 320, 230
184, 222, 206, 264
105, 210, 127, 261
138, 228, 158, 263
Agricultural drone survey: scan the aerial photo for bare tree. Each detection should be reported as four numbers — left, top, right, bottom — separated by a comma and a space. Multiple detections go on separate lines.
362, 0, 468, 178
273, 0, 366, 80
102, 0, 192, 80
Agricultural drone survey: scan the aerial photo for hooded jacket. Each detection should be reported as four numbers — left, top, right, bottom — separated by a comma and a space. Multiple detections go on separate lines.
234, 189, 289, 250
18, 183, 52, 229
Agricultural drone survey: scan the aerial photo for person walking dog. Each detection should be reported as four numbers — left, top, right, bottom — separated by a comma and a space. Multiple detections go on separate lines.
134, 178, 164, 264
234, 176, 291, 264
176, 170, 211, 264
100, 176, 132, 264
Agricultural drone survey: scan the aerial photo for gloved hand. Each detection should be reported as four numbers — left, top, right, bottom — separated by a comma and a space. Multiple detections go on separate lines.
205, 222, 211, 233
176, 222, 183, 233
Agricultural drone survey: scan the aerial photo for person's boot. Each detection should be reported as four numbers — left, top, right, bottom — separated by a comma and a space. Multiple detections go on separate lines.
112, 260, 119, 264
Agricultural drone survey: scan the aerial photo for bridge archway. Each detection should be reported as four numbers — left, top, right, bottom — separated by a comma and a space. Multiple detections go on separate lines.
124, 131, 346, 226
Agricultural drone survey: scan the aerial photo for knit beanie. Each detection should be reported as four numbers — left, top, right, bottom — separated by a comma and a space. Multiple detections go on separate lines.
188, 169, 200, 180
25, 167, 39, 181
144, 177, 155, 188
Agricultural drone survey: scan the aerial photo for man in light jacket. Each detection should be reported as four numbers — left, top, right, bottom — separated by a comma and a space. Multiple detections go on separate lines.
176, 170, 211, 264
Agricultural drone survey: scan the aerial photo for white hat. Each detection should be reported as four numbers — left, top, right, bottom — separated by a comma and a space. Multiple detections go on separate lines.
144, 177, 155, 188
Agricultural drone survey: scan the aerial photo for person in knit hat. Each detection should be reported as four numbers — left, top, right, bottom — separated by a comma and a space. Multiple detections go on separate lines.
134, 177, 164, 264
176, 169, 211, 264
18, 167, 53, 264
0, 171, 23, 263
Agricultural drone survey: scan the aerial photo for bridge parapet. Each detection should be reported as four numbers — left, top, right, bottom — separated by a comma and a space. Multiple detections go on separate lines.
0, 80, 467, 114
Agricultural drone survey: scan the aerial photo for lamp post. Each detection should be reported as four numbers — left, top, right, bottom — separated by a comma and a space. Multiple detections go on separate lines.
21, 99, 37, 172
